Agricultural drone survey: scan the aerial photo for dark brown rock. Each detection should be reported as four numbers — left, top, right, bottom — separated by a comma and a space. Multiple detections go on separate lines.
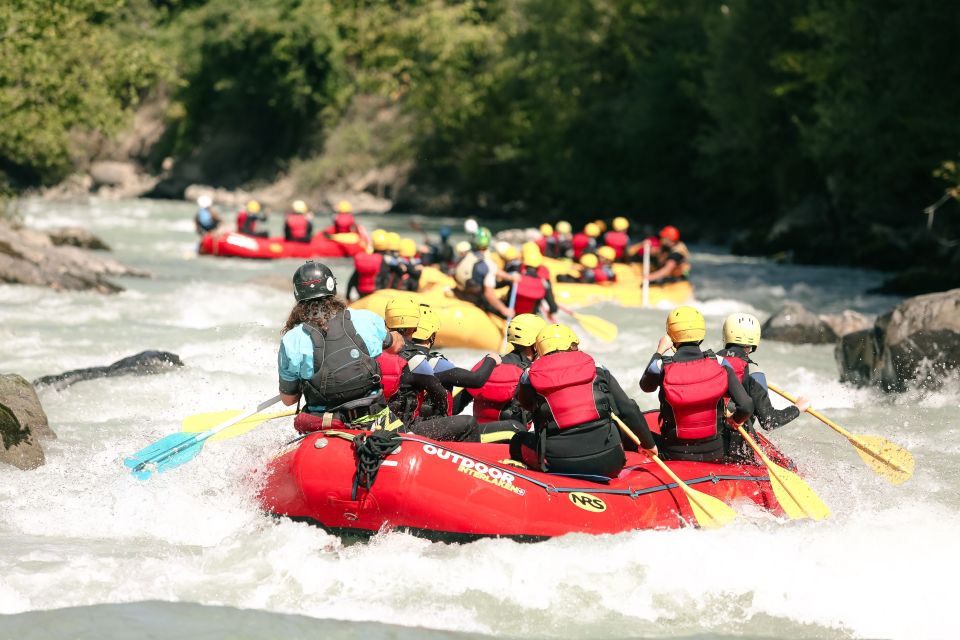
0, 374, 53, 470
46, 227, 111, 251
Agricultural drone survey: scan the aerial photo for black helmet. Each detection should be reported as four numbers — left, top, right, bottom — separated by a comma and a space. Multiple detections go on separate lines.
293, 261, 337, 302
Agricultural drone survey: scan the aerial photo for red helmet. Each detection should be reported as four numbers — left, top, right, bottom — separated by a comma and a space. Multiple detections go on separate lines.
659, 225, 680, 242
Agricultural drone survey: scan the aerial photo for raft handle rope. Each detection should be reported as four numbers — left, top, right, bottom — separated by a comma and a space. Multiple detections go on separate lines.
351, 430, 403, 500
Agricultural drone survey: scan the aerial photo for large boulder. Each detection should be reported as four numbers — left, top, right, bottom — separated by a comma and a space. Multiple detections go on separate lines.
819, 310, 872, 338
0, 220, 147, 293
46, 227, 111, 251
835, 288, 960, 391
33, 350, 183, 391
0, 374, 54, 470
762, 301, 838, 344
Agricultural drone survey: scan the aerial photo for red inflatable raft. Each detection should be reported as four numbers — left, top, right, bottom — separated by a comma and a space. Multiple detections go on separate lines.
258, 422, 794, 541
199, 231, 364, 259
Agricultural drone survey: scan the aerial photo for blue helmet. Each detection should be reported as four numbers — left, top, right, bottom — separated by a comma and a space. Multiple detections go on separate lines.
439, 226, 451, 240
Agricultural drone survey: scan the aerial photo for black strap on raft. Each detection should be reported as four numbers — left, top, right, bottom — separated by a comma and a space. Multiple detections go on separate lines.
351, 430, 402, 500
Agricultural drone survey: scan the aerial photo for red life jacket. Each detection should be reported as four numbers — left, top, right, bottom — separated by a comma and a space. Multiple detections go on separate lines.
376, 351, 405, 400
514, 269, 546, 314
726, 354, 748, 383
662, 355, 728, 440
236, 211, 249, 233
527, 351, 603, 429
535, 237, 547, 254
468, 360, 525, 424
604, 231, 629, 258
334, 213, 356, 233
571, 233, 591, 259
353, 252, 384, 295
594, 266, 610, 283
286, 213, 309, 240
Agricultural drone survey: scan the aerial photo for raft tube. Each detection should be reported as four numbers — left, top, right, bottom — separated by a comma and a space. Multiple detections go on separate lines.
350, 289, 506, 351
258, 426, 787, 541
199, 231, 364, 259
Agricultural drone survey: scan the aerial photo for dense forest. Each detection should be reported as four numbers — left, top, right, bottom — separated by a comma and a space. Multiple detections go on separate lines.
1, 0, 958, 291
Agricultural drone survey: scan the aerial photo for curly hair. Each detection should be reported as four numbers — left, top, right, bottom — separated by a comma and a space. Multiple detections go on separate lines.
281, 296, 347, 335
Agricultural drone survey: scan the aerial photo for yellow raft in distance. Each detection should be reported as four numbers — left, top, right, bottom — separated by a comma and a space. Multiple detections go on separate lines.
350, 289, 506, 351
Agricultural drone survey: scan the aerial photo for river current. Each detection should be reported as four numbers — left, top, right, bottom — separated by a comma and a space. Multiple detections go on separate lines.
1, 199, 957, 639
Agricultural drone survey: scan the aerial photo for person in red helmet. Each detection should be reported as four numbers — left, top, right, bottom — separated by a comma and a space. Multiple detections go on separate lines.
647, 225, 690, 283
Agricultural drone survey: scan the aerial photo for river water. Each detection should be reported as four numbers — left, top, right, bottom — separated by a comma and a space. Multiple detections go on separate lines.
1, 199, 957, 639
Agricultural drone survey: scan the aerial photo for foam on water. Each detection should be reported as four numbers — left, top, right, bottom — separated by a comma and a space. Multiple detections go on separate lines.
1, 199, 957, 639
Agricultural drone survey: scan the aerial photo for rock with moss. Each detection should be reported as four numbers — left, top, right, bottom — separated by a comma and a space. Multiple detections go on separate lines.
0, 374, 54, 470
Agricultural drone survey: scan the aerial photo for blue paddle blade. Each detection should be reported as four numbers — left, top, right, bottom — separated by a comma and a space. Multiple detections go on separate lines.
123, 432, 204, 480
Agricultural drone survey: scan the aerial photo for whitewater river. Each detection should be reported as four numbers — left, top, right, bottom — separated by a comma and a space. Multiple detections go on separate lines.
1, 199, 957, 639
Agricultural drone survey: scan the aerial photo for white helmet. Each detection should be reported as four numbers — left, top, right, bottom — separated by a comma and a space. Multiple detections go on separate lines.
197, 195, 213, 208
722, 313, 762, 349
464, 218, 479, 234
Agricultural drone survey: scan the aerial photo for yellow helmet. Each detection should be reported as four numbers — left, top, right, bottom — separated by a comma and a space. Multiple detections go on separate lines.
597, 246, 616, 262
386, 232, 401, 252
399, 238, 417, 258
507, 313, 547, 347
292, 200, 308, 214
722, 313, 761, 348
612, 216, 629, 232
539, 223, 554, 237
535, 324, 579, 357
247, 200, 261, 214
371, 228, 389, 252
594, 219, 607, 233
580, 253, 598, 269
556, 220, 572, 235
521, 241, 543, 268
502, 245, 519, 261
412, 305, 441, 341
336, 200, 353, 214
666, 306, 706, 344
584, 222, 600, 238
384, 296, 421, 330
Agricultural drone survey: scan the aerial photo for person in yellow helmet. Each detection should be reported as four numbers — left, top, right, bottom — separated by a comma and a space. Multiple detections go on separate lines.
394, 237, 423, 291
553, 221, 573, 258
509, 242, 558, 322
536, 223, 559, 258
237, 199, 269, 238
284, 200, 313, 243
511, 324, 657, 477
603, 216, 630, 260
595, 246, 618, 282
571, 222, 600, 259
347, 229, 393, 300
574, 253, 601, 283
715, 313, 810, 461
324, 200, 358, 236
637, 306, 753, 462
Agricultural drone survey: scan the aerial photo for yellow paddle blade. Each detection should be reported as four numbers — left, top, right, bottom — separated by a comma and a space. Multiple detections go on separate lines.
849, 434, 915, 485
182, 409, 296, 442
572, 312, 618, 342
330, 232, 359, 244
736, 424, 830, 521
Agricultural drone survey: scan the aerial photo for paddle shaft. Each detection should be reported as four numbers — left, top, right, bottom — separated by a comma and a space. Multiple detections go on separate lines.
500, 283, 518, 353
767, 382, 913, 476
134, 394, 281, 470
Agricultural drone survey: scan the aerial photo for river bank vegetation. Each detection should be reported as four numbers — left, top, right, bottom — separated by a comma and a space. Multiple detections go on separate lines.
1, 0, 958, 291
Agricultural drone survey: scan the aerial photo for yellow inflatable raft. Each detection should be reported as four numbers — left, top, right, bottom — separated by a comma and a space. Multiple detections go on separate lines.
552, 279, 694, 308
350, 289, 506, 351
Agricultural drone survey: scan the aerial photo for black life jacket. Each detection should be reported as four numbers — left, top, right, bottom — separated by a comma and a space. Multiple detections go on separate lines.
301, 310, 381, 409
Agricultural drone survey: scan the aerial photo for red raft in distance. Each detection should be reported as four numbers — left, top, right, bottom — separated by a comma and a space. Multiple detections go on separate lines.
199, 231, 364, 259
258, 424, 794, 541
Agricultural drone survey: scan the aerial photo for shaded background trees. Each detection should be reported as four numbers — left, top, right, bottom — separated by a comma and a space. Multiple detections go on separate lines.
2, 0, 959, 289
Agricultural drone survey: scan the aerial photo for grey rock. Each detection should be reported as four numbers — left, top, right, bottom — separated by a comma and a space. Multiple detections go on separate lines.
835, 289, 960, 391
820, 310, 872, 338
0, 220, 147, 293
494, 228, 541, 245
33, 350, 184, 391
46, 227, 111, 251
0, 374, 53, 470
762, 301, 838, 344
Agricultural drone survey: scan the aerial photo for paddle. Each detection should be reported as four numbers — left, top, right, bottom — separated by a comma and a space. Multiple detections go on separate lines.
731, 422, 831, 520
612, 414, 737, 529
557, 303, 618, 342
500, 282, 518, 353
181, 408, 296, 442
767, 382, 914, 485
124, 395, 281, 480
329, 232, 360, 245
